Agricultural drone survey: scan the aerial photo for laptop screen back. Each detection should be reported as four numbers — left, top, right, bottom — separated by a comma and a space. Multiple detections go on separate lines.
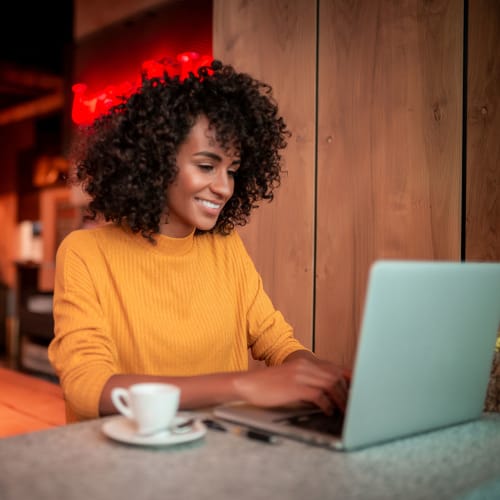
342, 261, 500, 450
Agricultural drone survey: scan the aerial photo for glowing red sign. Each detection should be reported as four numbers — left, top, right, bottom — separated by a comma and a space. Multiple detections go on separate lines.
72, 52, 213, 126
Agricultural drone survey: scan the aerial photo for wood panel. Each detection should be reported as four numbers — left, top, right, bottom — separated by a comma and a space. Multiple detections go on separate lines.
213, 0, 317, 350
315, 0, 463, 366
466, 0, 500, 261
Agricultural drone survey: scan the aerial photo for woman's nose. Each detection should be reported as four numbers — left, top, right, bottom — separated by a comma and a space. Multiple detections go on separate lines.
210, 170, 233, 197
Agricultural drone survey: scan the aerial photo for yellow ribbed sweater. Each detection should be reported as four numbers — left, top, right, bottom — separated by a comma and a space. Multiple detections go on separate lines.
48, 224, 307, 421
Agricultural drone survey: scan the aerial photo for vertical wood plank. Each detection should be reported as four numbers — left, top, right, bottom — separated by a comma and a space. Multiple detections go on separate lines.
466, 0, 500, 261
315, 0, 463, 366
213, 0, 317, 350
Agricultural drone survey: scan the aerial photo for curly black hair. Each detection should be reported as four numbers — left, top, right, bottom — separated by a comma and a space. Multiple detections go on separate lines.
72, 60, 290, 240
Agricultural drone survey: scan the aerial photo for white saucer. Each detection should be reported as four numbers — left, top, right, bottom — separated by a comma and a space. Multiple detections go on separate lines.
102, 415, 206, 446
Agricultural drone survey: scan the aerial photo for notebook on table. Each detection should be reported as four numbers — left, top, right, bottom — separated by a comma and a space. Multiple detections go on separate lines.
214, 260, 500, 451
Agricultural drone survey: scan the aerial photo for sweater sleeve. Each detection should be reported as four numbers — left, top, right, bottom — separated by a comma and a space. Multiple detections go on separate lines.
48, 232, 118, 420
230, 232, 310, 366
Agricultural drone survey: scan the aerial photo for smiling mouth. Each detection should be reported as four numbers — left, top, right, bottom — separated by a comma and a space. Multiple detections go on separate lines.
196, 198, 222, 210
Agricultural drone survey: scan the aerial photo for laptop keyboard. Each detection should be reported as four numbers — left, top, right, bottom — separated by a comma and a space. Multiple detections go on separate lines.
285, 410, 344, 436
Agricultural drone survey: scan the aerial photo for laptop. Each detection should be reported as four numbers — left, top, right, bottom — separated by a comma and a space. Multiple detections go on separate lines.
214, 260, 500, 451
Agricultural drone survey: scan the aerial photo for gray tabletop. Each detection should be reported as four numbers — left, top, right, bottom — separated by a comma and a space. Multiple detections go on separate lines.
1, 412, 500, 500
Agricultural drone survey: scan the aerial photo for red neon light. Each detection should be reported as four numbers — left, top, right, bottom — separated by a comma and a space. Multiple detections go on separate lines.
71, 52, 213, 126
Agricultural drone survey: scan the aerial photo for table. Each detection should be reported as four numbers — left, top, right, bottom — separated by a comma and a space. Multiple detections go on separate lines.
1, 413, 500, 500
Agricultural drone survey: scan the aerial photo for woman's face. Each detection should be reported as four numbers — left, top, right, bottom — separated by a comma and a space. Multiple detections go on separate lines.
162, 116, 240, 238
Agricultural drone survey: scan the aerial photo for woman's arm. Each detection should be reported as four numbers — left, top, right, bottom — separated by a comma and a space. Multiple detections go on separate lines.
99, 352, 348, 416
99, 372, 240, 415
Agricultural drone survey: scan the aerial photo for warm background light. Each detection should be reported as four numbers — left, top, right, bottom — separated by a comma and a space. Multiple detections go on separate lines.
71, 52, 213, 125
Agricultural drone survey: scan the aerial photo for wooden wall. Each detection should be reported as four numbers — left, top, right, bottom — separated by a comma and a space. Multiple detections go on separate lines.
466, 0, 500, 261
315, 0, 463, 364
214, 0, 499, 368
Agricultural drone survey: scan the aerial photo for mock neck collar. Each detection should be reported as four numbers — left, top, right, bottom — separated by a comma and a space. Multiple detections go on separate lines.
128, 227, 196, 256
153, 229, 196, 255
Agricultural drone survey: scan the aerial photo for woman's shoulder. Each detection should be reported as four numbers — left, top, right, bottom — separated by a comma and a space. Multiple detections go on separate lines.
58, 224, 121, 254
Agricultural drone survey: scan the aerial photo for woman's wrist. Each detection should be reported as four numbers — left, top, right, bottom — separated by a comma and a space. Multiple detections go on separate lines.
231, 370, 254, 402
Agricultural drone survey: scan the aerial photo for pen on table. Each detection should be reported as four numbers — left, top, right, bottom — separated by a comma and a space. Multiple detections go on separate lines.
202, 419, 281, 445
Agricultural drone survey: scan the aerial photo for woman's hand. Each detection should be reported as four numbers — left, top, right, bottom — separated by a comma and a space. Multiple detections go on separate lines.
233, 350, 350, 415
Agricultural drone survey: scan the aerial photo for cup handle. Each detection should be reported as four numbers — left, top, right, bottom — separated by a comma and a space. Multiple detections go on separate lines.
111, 388, 133, 419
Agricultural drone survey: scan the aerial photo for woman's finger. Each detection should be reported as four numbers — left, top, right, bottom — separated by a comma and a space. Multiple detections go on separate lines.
301, 388, 334, 415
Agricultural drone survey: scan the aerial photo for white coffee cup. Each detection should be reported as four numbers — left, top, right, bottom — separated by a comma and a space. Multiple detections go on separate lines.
111, 383, 181, 435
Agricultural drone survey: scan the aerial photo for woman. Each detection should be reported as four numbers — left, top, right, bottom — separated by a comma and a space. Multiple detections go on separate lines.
49, 60, 347, 422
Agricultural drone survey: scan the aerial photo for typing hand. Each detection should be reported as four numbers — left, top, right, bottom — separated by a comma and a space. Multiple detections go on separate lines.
233, 352, 349, 415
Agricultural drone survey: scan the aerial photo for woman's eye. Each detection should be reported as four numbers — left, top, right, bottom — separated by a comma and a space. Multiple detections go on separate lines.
228, 170, 238, 177
198, 164, 213, 171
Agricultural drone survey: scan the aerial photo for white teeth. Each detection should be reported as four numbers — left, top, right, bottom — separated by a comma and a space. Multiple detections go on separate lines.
198, 199, 220, 209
